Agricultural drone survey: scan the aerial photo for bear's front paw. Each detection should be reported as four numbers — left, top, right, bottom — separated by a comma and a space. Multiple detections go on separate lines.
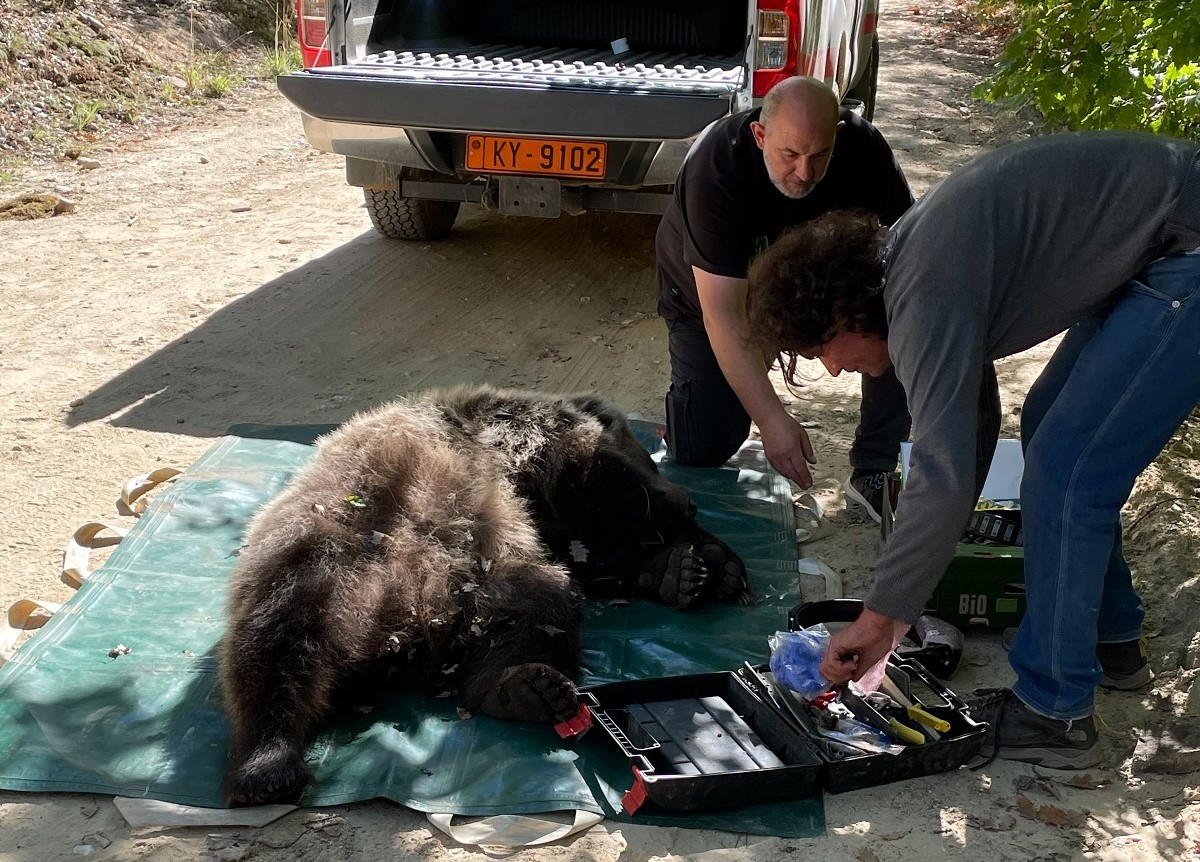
638, 542, 712, 609
478, 662, 580, 723
694, 535, 753, 604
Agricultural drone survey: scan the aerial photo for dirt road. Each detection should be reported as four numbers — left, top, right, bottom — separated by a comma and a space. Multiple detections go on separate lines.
3, 2, 1197, 860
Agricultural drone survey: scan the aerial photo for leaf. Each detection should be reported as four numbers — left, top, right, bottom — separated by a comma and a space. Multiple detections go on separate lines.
1064, 773, 1113, 790
1017, 794, 1038, 819
1035, 804, 1086, 829
539, 625, 565, 636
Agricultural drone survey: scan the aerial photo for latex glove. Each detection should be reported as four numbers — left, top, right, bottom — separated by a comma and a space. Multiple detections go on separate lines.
760, 415, 816, 488
819, 608, 907, 684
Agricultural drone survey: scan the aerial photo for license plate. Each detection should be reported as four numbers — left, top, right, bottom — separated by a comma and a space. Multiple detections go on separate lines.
466, 135, 606, 179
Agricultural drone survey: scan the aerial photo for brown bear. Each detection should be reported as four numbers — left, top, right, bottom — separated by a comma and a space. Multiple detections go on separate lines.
218, 386, 749, 806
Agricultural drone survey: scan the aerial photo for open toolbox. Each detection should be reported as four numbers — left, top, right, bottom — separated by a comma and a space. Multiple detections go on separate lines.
576, 656, 986, 813
575, 671, 825, 813
736, 657, 986, 794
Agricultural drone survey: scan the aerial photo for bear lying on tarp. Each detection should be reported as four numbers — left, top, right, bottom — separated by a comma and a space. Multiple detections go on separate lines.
219, 385, 750, 806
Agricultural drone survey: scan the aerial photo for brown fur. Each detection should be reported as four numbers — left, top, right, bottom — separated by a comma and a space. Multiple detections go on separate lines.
218, 386, 747, 806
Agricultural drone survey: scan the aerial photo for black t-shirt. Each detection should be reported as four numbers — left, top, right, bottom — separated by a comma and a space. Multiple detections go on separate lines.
655, 107, 914, 322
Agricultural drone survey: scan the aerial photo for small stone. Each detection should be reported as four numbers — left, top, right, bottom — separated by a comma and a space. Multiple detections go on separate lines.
72, 845, 93, 856
199, 156, 209, 164
82, 834, 111, 849
54, 197, 76, 214
76, 157, 101, 170
1131, 724, 1200, 774
230, 205, 252, 213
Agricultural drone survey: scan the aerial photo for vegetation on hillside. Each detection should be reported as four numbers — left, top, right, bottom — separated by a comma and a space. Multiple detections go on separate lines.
974, 0, 1200, 139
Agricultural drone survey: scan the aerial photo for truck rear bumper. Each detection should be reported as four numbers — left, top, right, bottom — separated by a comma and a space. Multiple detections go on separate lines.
299, 114, 695, 186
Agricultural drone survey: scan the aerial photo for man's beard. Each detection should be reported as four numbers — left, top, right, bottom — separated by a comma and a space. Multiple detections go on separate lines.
770, 176, 815, 199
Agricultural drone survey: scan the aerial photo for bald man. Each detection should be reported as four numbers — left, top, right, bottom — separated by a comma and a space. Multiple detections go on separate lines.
655, 77, 913, 512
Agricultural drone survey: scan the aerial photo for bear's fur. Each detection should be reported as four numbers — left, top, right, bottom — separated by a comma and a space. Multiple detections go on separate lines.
218, 386, 748, 806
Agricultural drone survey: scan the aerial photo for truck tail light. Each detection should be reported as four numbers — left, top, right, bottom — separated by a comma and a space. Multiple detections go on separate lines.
297, 0, 331, 68
753, 0, 800, 98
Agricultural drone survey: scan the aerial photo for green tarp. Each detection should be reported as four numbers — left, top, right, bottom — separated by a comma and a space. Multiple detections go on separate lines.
0, 422, 822, 837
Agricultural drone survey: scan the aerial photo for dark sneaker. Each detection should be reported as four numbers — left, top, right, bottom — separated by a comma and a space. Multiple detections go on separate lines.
1097, 637, 1153, 691
1000, 630, 1152, 691
844, 471, 886, 524
967, 688, 1101, 770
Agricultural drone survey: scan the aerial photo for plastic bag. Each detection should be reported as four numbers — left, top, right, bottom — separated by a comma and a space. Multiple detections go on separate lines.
768, 627, 831, 700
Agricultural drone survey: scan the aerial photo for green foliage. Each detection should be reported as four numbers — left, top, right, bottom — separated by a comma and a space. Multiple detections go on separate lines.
975, 0, 1200, 139
69, 98, 105, 131
0, 157, 18, 188
259, 44, 302, 79
181, 51, 242, 99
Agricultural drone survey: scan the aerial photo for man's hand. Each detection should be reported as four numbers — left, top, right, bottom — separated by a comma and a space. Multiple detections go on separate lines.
819, 608, 901, 684
759, 414, 816, 488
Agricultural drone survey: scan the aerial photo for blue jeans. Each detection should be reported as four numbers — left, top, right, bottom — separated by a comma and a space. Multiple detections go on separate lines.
1010, 251, 1200, 720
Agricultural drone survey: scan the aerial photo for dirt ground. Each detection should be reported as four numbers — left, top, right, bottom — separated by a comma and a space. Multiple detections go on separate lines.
2, 1, 1198, 860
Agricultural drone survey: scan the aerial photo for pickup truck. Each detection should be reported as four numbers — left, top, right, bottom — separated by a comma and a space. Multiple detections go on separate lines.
278, 0, 882, 240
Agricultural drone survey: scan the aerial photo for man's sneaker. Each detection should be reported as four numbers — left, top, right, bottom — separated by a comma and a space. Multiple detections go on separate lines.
1097, 637, 1153, 691
967, 688, 1101, 770
1000, 629, 1153, 691
844, 470, 886, 524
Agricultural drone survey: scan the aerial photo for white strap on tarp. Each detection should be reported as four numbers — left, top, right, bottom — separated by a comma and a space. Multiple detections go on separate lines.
1, 599, 61, 665
61, 520, 129, 589
2, 466, 181, 663
117, 466, 183, 516
113, 797, 296, 828
426, 810, 603, 847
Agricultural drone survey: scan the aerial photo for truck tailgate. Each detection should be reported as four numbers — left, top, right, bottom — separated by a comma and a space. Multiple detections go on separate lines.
278, 46, 744, 140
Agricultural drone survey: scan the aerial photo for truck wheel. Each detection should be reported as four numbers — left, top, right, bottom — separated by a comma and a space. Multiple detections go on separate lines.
363, 185, 460, 241
846, 34, 879, 122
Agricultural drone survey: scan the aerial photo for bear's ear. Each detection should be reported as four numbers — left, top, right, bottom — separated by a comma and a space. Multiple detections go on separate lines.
570, 396, 661, 477
569, 395, 626, 430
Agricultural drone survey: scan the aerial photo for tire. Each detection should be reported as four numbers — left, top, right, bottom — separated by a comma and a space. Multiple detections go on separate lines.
363, 170, 460, 241
846, 34, 879, 122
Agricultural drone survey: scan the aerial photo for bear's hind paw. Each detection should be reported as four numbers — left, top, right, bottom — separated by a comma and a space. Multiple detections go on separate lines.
222, 743, 315, 807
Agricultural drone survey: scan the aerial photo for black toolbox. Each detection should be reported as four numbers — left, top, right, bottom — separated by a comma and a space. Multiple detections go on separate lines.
735, 658, 986, 794
576, 671, 824, 814
579, 656, 986, 812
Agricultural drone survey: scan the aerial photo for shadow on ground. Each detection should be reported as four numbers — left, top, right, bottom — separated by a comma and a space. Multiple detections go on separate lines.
67, 209, 666, 437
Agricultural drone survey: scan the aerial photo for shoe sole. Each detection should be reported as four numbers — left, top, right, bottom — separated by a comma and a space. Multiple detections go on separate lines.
843, 477, 882, 525
997, 741, 1102, 770
1100, 665, 1153, 691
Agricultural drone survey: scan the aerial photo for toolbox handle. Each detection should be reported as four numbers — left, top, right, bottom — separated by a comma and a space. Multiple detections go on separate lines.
591, 708, 657, 773
894, 656, 972, 715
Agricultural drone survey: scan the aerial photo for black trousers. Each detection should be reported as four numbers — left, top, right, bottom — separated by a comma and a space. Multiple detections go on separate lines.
664, 319, 913, 472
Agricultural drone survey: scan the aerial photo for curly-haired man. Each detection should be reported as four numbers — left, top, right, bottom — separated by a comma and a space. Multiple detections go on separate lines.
748, 132, 1200, 769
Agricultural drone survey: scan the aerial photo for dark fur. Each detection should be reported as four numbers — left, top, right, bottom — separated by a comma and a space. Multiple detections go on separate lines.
218, 386, 748, 806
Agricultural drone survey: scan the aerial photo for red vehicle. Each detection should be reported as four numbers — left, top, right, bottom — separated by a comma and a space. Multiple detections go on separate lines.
281, 0, 882, 240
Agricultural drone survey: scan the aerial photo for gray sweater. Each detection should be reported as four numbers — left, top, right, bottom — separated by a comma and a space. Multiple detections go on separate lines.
869, 132, 1200, 623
